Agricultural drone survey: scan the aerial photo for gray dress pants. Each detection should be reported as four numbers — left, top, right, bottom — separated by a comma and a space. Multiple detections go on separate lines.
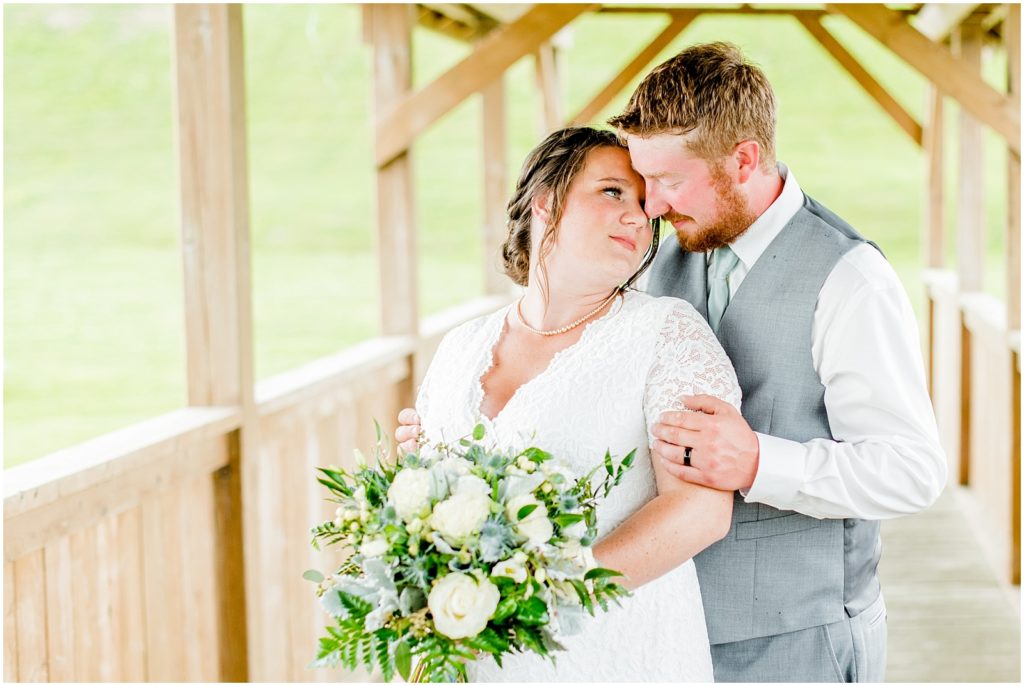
710, 594, 888, 683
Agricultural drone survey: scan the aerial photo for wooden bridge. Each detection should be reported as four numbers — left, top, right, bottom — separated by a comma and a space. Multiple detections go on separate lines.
881, 487, 1020, 681
4, 3, 1020, 682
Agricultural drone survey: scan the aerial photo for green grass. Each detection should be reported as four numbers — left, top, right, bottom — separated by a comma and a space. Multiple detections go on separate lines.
4, 6, 1013, 467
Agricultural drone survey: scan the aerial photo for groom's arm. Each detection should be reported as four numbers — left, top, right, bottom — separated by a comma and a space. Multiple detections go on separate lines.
657, 245, 947, 520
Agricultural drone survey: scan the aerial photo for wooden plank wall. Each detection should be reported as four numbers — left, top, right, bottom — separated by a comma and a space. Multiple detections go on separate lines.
4, 425, 234, 681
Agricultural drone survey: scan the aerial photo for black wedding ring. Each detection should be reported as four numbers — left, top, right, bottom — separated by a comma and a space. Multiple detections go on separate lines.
683, 446, 693, 467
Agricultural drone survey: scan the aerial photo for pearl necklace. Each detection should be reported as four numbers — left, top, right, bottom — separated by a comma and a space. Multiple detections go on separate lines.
516, 290, 622, 337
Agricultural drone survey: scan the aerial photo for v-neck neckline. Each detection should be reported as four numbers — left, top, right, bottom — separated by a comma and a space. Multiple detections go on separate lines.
474, 293, 628, 425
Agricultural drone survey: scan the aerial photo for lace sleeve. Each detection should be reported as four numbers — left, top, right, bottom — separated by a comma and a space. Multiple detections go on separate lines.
643, 300, 742, 442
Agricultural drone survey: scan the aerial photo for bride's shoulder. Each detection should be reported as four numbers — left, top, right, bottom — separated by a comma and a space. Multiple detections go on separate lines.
625, 291, 702, 325
437, 305, 507, 350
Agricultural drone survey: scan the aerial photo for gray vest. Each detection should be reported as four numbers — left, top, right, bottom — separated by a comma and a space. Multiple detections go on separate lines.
648, 195, 883, 645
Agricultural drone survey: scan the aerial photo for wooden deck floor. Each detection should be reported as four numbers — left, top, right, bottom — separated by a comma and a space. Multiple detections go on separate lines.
879, 486, 1021, 682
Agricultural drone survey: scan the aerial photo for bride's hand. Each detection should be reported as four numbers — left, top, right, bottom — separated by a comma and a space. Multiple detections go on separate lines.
395, 407, 422, 454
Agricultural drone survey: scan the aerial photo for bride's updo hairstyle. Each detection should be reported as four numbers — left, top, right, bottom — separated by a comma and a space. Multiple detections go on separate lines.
502, 127, 623, 289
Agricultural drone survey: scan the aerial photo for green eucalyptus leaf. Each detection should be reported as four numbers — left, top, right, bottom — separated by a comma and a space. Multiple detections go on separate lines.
473, 423, 486, 440
492, 595, 517, 622
302, 569, 325, 583
584, 567, 623, 581
517, 503, 539, 520
515, 596, 549, 625
552, 513, 585, 528
395, 641, 412, 681
621, 448, 636, 468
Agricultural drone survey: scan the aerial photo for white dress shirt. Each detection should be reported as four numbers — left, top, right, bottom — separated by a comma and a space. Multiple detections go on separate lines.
725, 163, 947, 520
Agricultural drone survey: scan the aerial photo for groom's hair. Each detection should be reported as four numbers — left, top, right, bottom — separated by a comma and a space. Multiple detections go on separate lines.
608, 42, 777, 170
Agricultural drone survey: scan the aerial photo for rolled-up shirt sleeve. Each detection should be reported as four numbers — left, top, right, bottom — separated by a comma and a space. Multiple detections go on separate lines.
742, 244, 947, 520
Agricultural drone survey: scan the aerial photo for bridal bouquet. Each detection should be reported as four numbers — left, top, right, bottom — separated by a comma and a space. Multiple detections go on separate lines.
306, 422, 634, 682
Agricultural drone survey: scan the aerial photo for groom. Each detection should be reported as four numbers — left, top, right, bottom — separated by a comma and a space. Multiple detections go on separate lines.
608, 42, 945, 682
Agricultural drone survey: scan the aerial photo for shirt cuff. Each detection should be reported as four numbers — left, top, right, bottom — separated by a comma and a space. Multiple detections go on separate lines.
739, 432, 807, 508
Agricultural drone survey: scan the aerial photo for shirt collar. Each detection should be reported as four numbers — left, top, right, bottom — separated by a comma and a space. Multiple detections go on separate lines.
728, 162, 803, 271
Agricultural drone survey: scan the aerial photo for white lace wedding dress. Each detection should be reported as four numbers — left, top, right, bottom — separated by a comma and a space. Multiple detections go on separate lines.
415, 290, 741, 682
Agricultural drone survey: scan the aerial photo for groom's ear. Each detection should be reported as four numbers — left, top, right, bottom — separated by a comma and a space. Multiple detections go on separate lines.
733, 140, 760, 184
531, 192, 553, 224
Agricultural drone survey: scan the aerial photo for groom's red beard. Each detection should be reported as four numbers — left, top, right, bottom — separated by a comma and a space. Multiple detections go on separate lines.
670, 164, 756, 254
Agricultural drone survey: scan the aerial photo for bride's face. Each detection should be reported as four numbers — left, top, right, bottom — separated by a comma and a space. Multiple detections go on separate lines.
539, 146, 651, 291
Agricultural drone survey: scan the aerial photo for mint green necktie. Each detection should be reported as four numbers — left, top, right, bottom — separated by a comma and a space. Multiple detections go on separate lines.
707, 246, 740, 332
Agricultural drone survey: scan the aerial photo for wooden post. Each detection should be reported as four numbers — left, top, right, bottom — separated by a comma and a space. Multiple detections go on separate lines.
482, 77, 508, 295
369, 5, 419, 338
1005, 2, 1020, 585
535, 41, 564, 135
954, 18, 986, 294
172, 4, 253, 680
953, 17, 985, 486
368, 5, 418, 422
1007, 4, 1021, 335
924, 85, 945, 394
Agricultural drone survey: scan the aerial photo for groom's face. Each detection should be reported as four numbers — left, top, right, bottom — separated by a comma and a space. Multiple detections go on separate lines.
626, 133, 755, 253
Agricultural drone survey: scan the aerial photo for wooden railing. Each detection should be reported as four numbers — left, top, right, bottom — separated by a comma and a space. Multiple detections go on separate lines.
3, 294, 512, 682
921, 4, 1020, 586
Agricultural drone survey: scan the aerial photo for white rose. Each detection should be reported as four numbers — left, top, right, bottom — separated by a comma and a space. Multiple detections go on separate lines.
455, 474, 491, 497
506, 494, 553, 545
440, 456, 473, 476
428, 572, 500, 639
560, 539, 597, 573
388, 468, 433, 521
359, 537, 389, 558
429, 492, 491, 542
562, 519, 587, 541
491, 557, 528, 584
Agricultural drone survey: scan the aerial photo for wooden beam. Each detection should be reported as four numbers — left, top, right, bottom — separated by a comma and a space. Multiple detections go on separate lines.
954, 17, 986, 293
171, 5, 251, 680
417, 7, 480, 42
597, 6, 828, 16
376, 4, 590, 167
913, 3, 980, 41
417, 4, 498, 42
368, 5, 420, 337
481, 76, 508, 294
798, 14, 923, 146
534, 42, 565, 135
828, 3, 1020, 155
472, 3, 534, 24
570, 13, 695, 126
981, 3, 1009, 34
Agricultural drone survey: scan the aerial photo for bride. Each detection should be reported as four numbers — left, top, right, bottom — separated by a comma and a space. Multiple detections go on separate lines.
407, 127, 740, 681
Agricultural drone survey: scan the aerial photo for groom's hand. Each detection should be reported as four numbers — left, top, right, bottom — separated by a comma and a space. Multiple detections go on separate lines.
652, 395, 759, 491
395, 408, 421, 455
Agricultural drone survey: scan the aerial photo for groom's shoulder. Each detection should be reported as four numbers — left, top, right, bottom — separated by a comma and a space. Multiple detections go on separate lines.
795, 193, 871, 244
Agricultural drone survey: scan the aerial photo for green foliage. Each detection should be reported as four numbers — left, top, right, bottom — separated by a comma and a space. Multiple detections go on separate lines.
307, 426, 640, 682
